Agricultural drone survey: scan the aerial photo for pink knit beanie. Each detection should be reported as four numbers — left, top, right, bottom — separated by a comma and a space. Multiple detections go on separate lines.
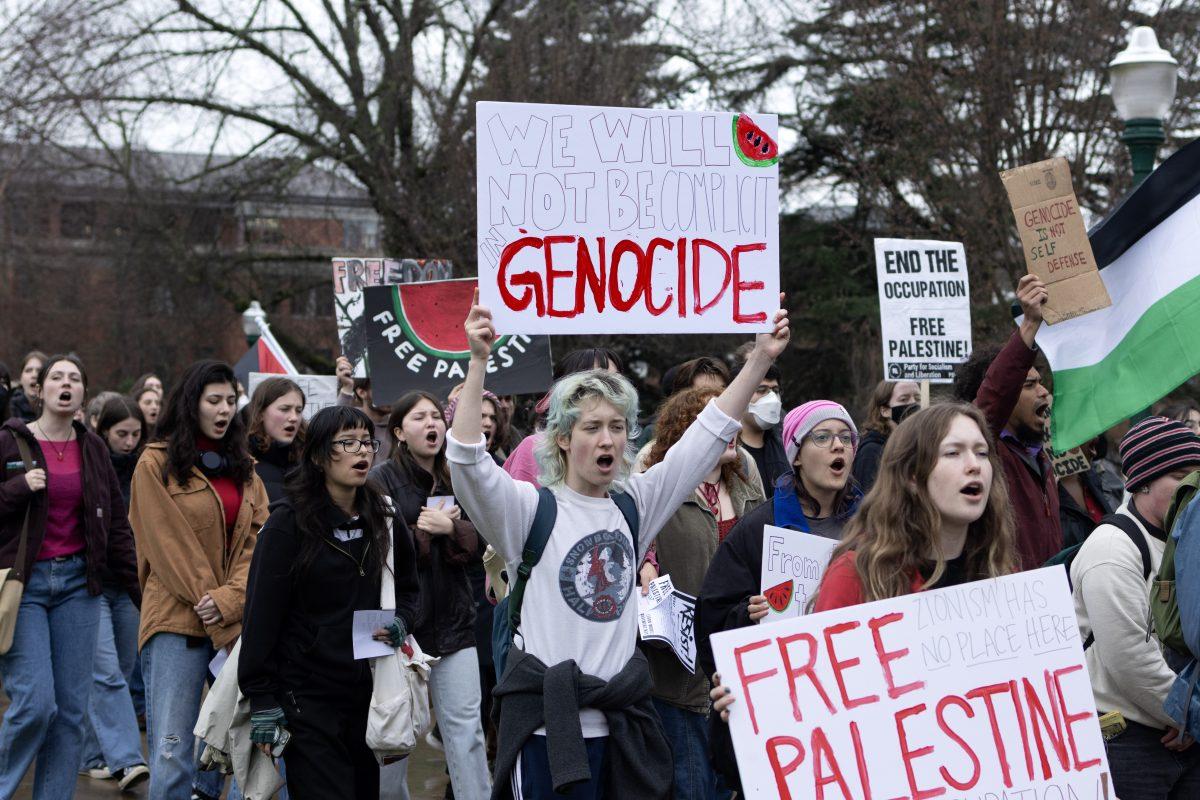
782, 400, 858, 463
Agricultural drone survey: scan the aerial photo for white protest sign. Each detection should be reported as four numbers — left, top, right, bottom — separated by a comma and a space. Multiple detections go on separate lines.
875, 238, 972, 383
760, 525, 839, 620
475, 101, 780, 335
712, 567, 1110, 800
637, 575, 698, 673
248, 373, 339, 422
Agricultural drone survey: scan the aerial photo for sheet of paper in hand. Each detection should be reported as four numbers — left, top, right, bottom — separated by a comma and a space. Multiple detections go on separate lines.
638, 575, 699, 673
759, 525, 839, 620
712, 567, 1111, 800
475, 101, 780, 335
1001, 157, 1111, 324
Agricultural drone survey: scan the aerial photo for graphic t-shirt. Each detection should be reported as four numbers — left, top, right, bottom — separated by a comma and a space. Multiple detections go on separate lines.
448, 401, 741, 736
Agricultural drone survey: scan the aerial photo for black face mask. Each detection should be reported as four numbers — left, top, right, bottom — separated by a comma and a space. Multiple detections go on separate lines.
890, 403, 921, 426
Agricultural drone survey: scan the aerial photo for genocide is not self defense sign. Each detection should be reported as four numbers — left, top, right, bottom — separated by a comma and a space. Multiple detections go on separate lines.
875, 239, 972, 383
475, 101, 780, 334
711, 567, 1111, 800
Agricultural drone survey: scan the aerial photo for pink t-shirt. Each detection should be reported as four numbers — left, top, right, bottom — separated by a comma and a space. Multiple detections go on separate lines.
501, 432, 543, 487
36, 439, 86, 560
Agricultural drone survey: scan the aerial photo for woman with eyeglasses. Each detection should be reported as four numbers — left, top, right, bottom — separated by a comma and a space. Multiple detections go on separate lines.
239, 405, 420, 799
694, 400, 861, 796
128, 360, 269, 799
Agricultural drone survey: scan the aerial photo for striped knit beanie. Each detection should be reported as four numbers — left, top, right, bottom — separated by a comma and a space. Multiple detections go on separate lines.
783, 400, 858, 463
1119, 416, 1200, 492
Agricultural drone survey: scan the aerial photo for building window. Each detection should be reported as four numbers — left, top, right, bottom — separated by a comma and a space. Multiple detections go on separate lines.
245, 217, 285, 246
59, 201, 96, 240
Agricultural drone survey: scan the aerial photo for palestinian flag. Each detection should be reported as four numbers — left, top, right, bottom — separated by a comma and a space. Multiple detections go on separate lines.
233, 325, 297, 387
362, 278, 553, 405
1039, 139, 1200, 452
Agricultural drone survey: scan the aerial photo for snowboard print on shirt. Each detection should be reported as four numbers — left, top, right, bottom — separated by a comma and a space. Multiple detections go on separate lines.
558, 529, 635, 621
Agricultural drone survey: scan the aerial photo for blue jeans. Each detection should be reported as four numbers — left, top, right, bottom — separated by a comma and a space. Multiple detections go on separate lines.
514, 735, 607, 799
376, 647, 491, 799
652, 698, 727, 800
1106, 718, 1200, 800
0, 556, 101, 800
80, 585, 144, 772
142, 631, 234, 799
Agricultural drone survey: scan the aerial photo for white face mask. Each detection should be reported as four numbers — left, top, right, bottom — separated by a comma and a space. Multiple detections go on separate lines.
747, 391, 782, 429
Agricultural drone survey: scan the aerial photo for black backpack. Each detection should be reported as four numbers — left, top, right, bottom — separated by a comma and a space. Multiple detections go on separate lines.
1044, 513, 1151, 650
490, 487, 640, 680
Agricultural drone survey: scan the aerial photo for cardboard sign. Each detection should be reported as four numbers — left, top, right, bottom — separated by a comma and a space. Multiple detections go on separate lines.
1001, 158, 1111, 324
475, 101, 780, 335
711, 567, 1110, 800
247, 373, 339, 422
759, 525, 839, 620
332, 257, 454, 376
875, 239, 973, 383
362, 279, 553, 405
1051, 447, 1091, 480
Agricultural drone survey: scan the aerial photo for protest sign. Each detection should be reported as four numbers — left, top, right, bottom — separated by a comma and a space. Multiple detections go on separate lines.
637, 575, 698, 673
1001, 158, 1111, 324
712, 567, 1110, 800
875, 239, 972, 383
475, 101, 780, 335
247, 373, 338, 421
362, 278, 553, 404
332, 257, 454, 376
760, 525, 839, 620
1051, 447, 1091, 480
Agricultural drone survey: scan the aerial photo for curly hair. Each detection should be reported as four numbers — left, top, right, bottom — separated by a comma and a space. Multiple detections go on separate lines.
644, 388, 743, 484
952, 344, 1002, 403
156, 360, 254, 487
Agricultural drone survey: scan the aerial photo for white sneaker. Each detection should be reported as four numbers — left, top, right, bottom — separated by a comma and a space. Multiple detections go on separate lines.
81, 765, 112, 780
116, 764, 150, 791
425, 730, 444, 752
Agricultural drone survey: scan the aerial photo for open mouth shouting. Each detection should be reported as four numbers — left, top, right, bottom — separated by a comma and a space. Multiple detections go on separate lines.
596, 453, 615, 475
960, 480, 985, 502
1035, 402, 1051, 419
828, 455, 847, 478
283, 423, 297, 436
351, 457, 370, 476
212, 419, 229, 435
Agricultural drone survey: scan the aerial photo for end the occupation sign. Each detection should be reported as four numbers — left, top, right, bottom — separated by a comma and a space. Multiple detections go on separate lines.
875, 238, 972, 383
475, 100, 780, 335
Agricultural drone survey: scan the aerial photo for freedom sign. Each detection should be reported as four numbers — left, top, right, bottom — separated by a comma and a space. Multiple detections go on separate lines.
711, 567, 1111, 800
475, 101, 780, 334
875, 238, 972, 383
361, 279, 552, 404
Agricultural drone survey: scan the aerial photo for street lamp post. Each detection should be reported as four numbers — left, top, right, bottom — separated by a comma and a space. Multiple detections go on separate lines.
241, 300, 267, 347
1110, 26, 1178, 187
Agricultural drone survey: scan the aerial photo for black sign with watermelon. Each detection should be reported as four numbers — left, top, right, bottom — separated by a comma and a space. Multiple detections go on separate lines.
362, 279, 553, 404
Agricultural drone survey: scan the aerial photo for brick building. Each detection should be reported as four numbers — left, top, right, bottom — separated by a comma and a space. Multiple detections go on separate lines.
0, 145, 380, 390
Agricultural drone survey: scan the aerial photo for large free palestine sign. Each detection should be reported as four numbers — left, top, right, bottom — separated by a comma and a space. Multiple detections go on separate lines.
475, 101, 780, 335
711, 567, 1111, 800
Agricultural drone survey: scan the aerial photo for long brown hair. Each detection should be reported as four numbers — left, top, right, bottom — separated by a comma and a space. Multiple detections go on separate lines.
387, 390, 451, 488
246, 377, 306, 462
862, 380, 899, 435
645, 388, 744, 484
828, 403, 1016, 602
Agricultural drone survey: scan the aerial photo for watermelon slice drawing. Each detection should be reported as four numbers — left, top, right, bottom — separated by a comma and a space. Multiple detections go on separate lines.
764, 579, 793, 613
733, 114, 779, 167
392, 279, 512, 359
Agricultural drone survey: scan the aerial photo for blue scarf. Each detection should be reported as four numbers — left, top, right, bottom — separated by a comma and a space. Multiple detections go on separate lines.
771, 472, 863, 532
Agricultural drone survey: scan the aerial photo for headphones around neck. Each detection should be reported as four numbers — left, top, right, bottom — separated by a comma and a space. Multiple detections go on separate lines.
199, 450, 230, 477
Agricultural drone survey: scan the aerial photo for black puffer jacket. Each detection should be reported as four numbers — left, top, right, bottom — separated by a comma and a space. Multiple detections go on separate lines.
369, 459, 484, 657
250, 440, 295, 503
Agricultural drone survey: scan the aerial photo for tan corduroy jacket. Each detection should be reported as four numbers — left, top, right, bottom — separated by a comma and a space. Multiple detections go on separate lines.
129, 443, 269, 650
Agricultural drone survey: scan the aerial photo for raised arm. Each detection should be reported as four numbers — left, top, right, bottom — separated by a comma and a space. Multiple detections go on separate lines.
974, 275, 1046, 436
714, 293, 790, 421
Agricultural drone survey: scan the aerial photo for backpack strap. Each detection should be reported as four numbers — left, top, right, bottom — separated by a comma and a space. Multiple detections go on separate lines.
1083, 512, 1153, 650
610, 490, 640, 554
507, 487, 557, 636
